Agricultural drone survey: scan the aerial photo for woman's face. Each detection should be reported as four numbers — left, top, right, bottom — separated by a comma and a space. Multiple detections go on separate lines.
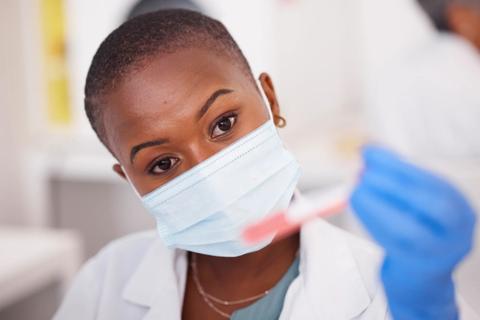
102, 48, 281, 195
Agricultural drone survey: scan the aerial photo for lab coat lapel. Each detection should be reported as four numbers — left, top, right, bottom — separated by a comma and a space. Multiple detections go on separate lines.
298, 218, 373, 319
122, 240, 188, 320
121, 219, 379, 320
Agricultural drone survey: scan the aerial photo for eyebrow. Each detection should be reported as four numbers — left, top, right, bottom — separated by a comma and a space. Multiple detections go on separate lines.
197, 88, 234, 119
130, 139, 169, 163
129, 88, 234, 164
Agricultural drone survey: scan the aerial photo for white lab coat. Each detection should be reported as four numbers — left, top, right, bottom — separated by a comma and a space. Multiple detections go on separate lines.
53, 217, 479, 320
54, 218, 389, 319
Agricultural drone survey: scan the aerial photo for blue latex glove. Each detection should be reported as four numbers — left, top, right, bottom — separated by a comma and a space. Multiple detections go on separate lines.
350, 145, 476, 320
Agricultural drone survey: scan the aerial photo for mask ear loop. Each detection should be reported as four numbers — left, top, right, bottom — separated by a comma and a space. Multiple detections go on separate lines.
257, 79, 298, 197
256, 79, 275, 123
256, 79, 286, 128
122, 168, 143, 199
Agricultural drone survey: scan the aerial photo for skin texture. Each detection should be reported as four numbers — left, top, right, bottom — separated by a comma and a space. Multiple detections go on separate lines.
100, 47, 299, 319
447, 4, 480, 50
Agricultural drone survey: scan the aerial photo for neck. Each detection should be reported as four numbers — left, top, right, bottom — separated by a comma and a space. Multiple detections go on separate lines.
191, 232, 300, 298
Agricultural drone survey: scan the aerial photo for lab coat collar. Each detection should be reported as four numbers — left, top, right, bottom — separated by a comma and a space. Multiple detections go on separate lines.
298, 218, 372, 319
122, 219, 373, 319
122, 240, 188, 319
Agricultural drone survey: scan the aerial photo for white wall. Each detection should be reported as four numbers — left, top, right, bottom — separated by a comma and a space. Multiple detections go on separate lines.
272, 0, 363, 189
65, 0, 138, 138
0, 0, 30, 225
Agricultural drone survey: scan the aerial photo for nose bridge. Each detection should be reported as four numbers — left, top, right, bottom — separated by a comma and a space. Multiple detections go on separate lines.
185, 139, 217, 167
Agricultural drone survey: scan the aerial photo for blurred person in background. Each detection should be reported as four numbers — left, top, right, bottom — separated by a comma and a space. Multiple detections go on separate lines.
53, 8, 478, 320
418, 0, 480, 49
366, 0, 480, 160
365, 1, 480, 317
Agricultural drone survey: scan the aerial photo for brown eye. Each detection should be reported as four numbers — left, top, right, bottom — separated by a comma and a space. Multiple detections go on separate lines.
211, 115, 236, 138
149, 157, 179, 174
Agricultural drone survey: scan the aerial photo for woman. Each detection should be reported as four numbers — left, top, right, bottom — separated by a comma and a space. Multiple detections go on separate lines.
54, 9, 477, 320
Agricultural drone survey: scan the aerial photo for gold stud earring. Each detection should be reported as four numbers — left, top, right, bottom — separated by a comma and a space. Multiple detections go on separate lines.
274, 115, 287, 128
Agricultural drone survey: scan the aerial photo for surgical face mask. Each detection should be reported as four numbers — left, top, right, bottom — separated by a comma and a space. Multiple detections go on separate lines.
126, 84, 301, 257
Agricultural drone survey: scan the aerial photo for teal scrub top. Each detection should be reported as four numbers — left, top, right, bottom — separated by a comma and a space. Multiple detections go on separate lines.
230, 256, 300, 320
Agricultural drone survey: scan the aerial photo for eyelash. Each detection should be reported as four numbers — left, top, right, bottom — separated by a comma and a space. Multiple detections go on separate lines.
210, 112, 238, 139
147, 112, 238, 176
147, 155, 180, 175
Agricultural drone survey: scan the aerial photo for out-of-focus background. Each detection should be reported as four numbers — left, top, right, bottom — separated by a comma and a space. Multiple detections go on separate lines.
0, 0, 479, 319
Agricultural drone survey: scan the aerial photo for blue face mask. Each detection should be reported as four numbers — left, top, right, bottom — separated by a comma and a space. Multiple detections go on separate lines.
127, 86, 301, 257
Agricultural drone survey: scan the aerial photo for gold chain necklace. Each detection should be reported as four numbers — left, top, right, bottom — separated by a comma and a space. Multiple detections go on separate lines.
190, 253, 270, 318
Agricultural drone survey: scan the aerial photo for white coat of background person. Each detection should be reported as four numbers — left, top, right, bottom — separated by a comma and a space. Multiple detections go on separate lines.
364, 0, 480, 313
366, 0, 480, 159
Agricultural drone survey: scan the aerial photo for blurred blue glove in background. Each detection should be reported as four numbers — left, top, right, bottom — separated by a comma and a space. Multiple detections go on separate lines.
350, 145, 476, 320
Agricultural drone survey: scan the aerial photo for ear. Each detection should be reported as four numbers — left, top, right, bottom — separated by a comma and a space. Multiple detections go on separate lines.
258, 73, 286, 128
446, 4, 480, 50
113, 163, 127, 180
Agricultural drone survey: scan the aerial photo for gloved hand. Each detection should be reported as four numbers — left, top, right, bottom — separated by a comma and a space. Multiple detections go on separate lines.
350, 145, 476, 320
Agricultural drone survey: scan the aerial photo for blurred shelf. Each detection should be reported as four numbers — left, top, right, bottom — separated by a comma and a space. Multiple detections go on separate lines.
47, 151, 120, 182
28, 132, 121, 183
0, 227, 83, 310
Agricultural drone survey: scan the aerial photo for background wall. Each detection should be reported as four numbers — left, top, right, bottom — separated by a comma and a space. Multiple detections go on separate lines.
0, 0, 30, 225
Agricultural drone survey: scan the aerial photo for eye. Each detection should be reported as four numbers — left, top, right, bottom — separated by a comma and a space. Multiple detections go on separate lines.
211, 115, 237, 138
149, 156, 179, 175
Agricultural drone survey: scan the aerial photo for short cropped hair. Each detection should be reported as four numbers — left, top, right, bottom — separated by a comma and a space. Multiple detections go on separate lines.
84, 9, 254, 149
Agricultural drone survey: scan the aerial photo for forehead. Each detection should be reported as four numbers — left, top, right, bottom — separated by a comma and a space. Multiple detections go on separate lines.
102, 47, 255, 159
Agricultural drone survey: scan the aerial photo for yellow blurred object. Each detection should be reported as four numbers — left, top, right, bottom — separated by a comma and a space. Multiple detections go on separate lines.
40, 0, 71, 126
